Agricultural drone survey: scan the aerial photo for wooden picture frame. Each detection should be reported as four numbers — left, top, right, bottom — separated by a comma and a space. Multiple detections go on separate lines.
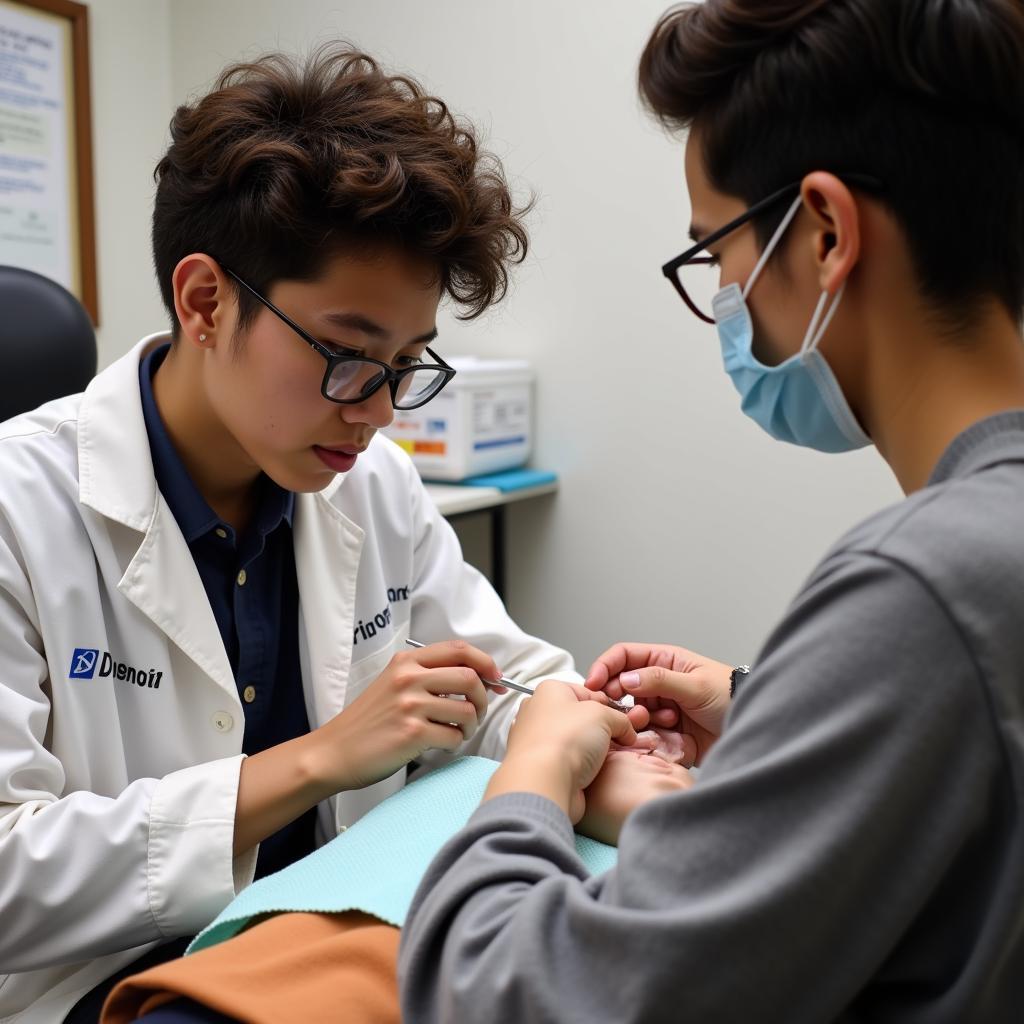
0, 0, 98, 323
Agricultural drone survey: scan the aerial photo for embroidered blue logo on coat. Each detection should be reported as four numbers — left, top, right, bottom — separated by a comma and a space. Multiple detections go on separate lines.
70, 648, 99, 679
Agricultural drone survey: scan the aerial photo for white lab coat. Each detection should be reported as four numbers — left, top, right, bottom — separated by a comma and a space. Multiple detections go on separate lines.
0, 335, 575, 1023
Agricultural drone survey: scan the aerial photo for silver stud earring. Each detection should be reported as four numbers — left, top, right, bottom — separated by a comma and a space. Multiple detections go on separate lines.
199, 333, 207, 343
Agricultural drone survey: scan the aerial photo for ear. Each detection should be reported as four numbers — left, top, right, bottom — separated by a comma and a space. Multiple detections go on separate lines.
800, 172, 862, 296
171, 254, 233, 349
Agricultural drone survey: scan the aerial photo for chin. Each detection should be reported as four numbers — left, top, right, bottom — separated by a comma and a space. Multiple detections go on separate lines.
290, 470, 338, 494
259, 459, 335, 495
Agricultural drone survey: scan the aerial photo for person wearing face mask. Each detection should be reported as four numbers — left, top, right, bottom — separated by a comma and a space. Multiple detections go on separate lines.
398, 2, 1024, 1021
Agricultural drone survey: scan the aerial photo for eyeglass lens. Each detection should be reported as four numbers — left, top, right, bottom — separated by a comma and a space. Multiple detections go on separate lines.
324, 361, 449, 408
674, 257, 720, 322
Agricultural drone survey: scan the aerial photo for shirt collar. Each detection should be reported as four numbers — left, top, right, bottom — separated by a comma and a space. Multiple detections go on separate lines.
928, 410, 1024, 487
139, 344, 294, 543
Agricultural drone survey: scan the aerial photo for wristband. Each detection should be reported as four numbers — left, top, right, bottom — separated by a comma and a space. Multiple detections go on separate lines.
729, 664, 750, 698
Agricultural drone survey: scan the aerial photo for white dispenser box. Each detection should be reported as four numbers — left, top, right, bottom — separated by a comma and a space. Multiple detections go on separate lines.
385, 356, 533, 481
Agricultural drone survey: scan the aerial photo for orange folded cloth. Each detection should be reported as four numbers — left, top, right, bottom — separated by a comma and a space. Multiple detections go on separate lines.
101, 911, 401, 1024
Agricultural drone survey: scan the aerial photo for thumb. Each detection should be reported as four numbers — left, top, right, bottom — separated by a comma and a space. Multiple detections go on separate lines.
626, 703, 651, 731
619, 666, 709, 710
603, 705, 638, 747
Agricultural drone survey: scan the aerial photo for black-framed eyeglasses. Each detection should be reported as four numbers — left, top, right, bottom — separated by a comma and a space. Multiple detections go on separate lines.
661, 173, 885, 324
222, 267, 456, 410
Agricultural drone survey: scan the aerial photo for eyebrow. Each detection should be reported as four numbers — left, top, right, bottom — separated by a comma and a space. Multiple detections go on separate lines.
321, 311, 438, 345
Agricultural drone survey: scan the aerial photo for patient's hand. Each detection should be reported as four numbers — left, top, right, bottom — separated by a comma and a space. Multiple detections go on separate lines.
617, 727, 693, 767
585, 642, 733, 765
577, 749, 693, 846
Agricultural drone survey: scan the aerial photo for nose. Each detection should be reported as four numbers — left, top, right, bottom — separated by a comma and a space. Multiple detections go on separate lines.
339, 381, 395, 429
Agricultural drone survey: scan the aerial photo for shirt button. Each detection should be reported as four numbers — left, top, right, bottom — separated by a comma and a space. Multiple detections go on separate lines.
215, 528, 228, 539
212, 711, 234, 732
236, 569, 247, 587
243, 685, 256, 704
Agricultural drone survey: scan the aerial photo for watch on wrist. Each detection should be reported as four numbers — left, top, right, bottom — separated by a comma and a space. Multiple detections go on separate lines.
729, 664, 750, 698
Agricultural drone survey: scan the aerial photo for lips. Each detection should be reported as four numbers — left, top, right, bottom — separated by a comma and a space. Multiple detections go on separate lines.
318, 445, 366, 456
312, 444, 366, 473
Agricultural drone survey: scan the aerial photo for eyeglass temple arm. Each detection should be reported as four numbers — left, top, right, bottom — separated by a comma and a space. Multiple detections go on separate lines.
220, 265, 326, 354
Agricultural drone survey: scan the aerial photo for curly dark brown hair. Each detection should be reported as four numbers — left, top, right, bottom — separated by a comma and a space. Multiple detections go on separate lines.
152, 45, 529, 332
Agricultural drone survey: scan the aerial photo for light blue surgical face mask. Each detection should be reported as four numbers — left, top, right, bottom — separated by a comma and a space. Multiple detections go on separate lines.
710, 196, 871, 453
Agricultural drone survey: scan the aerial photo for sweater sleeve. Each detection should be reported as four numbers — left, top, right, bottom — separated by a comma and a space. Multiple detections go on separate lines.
399, 552, 999, 1024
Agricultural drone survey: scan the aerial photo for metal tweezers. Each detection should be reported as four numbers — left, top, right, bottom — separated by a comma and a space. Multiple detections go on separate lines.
405, 638, 634, 714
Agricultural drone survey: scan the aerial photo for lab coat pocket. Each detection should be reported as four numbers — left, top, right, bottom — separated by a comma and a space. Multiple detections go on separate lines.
344, 628, 408, 705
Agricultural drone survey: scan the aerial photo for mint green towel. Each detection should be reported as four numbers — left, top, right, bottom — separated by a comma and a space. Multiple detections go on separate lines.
188, 756, 616, 954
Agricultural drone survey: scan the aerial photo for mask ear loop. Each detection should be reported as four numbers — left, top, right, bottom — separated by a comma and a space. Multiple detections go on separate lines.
742, 196, 804, 301
800, 282, 846, 355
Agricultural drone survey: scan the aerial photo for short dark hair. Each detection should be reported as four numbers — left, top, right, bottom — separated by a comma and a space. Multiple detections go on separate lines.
639, 1, 1024, 326
153, 46, 529, 334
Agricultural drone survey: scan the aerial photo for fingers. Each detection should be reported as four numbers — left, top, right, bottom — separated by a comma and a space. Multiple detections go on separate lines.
650, 705, 680, 728
574, 684, 646, 728
567, 682, 603, 703
424, 695, 480, 742
406, 640, 510, 702
626, 703, 651, 731
420, 720, 470, 753
586, 642, 671, 700
622, 730, 658, 753
423, 668, 490, 722
519, 679, 639, 750
575, 683, 647, 723
584, 642, 634, 691
619, 664, 707, 709
569, 683, 645, 724
405, 639, 502, 683
602, 703, 638, 748
550, 680, 641, 745
586, 664, 626, 701
584, 658, 612, 692
585, 642, 673, 691
531, 677, 582, 704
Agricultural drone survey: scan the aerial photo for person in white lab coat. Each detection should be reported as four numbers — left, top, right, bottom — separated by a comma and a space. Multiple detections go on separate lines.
0, 47, 586, 1023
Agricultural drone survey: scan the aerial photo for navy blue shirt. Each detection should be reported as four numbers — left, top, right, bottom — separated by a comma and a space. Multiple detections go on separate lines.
139, 344, 316, 879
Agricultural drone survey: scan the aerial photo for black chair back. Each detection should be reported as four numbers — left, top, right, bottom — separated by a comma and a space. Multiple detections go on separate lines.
0, 265, 97, 422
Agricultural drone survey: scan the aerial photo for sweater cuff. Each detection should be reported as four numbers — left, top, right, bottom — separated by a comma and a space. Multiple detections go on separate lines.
469, 791, 576, 846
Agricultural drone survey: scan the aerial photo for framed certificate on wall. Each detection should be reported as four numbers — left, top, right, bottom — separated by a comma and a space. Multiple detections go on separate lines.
0, 0, 98, 323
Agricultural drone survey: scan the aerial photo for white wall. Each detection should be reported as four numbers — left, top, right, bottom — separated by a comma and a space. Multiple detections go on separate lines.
94, 0, 903, 667
83, 0, 173, 367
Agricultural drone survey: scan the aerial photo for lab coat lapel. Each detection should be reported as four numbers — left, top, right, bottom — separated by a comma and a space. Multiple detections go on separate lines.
294, 481, 365, 727
119, 498, 237, 698
78, 335, 238, 700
